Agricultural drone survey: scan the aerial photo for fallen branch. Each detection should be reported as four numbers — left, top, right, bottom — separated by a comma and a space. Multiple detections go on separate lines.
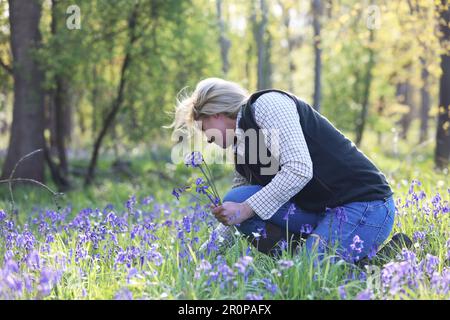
0, 149, 65, 219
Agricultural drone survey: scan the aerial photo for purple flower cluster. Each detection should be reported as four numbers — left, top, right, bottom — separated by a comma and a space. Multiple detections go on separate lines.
0, 177, 447, 299
179, 151, 221, 206
380, 248, 449, 297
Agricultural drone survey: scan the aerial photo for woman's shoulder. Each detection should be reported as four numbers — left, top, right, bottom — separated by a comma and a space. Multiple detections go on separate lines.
253, 90, 290, 105
251, 90, 297, 114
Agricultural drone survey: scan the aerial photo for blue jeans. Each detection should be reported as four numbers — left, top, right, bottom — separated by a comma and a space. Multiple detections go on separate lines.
223, 185, 396, 261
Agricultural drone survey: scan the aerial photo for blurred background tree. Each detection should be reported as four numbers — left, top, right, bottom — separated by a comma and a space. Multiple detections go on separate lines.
0, 0, 448, 197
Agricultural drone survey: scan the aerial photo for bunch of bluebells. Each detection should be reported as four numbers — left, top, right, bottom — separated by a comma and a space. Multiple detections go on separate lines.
171, 151, 221, 207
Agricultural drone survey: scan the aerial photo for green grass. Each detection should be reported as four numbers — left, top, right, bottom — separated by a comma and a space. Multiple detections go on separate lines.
0, 128, 448, 300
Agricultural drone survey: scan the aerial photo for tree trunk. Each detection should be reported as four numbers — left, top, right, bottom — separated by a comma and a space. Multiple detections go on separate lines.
355, 28, 375, 147
45, 0, 71, 190
1, 0, 46, 183
396, 80, 415, 141
216, 0, 230, 76
376, 96, 385, 145
312, 0, 323, 111
435, 1, 450, 169
253, 0, 271, 90
278, 0, 295, 92
419, 58, 431, 144
84, 4, 139, 186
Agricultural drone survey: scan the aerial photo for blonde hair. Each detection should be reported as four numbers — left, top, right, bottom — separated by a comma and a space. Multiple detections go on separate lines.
165, 77, 250, 141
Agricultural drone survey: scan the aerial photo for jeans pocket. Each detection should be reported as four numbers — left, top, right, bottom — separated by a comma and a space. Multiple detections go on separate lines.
340, 201, 370, 227
363, 198, 394, 228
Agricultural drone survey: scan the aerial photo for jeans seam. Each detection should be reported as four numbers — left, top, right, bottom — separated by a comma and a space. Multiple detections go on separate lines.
373, 203, 394, 245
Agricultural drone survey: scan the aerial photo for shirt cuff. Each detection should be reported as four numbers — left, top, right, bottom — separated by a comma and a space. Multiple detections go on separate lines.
244, 194, 282, 221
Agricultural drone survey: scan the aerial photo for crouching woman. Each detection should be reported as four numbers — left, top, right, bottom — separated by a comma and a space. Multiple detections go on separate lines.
168, 77, 396, 262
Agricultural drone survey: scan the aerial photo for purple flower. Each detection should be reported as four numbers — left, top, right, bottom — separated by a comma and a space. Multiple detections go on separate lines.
283, 203, 296, 221
338, 285, 347, 299
401, 249, 417, 264
335, 206, 347, 234
182, 216, 191, 233
147, 249, 163, 266
196, 184, 209, 194
256, 226, 267, 239
424, 254, 439, 276
234, 256, 253, 274
172, 188, 181, 200
446, 238, 450, 261
413, 231, 426, 242
26, 250, 41, 270
335, 206, 347, 223
141, 195, 154, 205
355, 289, 373, 300
246, 293, 263, 300
262, 278, 278, 295
38, 267, 62, 296
350, 235, 364, 254
300, 224, 313, 234
197, 259, 212, 271
277, 259, 294, 270
114, 287, 133, 300
126, 195, 136, 212
45, 234, 55, 244
217, 263, 235, 282
185, 151, 203, 167
126, 268, 138, 284
368, 244, 378, 260
0, 209, 6, 221
283, 203, 296, 220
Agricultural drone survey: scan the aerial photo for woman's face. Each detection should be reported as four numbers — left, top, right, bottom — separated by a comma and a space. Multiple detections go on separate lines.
199, 114, 236, 149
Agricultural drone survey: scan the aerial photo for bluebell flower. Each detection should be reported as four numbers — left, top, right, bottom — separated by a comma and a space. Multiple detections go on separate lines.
184, 151, 203, 167
182, 216, 191, 233
283, 203, 296, 221
246, 293, 263, 300
277, 259, 294, 270
338, 285, 347, 299
114, 287, 133, 300
355, 289, 373, 300
350, 235, 364, 254
300, 224, 312, 234
0, 209, 6, 221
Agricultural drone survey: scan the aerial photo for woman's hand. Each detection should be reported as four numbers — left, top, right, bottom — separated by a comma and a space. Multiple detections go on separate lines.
210, 201, 255, 226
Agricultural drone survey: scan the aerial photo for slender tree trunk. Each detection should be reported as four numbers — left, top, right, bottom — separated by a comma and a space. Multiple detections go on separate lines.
419, 57, 431, 144
45, 0, 70, 190
253, 0, 271, 90
435, 1, 450, 169
278, 0, 295, 92
312, 0, 323, 111
396, 79, 415, 141
84, 4, 139, 186
355, 28, 375, 147
376, 96, 385, 145
1, 0, 46, 183
216, 0, 230, 76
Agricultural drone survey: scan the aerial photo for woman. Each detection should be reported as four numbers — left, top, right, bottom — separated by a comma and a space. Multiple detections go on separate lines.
169, 77, 397, 262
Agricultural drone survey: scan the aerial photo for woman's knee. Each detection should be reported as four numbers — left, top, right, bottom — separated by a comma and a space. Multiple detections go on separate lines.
223, 185, 263, 203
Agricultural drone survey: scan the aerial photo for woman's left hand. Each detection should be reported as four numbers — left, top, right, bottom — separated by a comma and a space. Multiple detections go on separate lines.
211, 201, 255, 226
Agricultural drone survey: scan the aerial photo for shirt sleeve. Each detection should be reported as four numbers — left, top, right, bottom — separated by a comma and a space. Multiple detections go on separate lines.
244, 91, 313, 220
